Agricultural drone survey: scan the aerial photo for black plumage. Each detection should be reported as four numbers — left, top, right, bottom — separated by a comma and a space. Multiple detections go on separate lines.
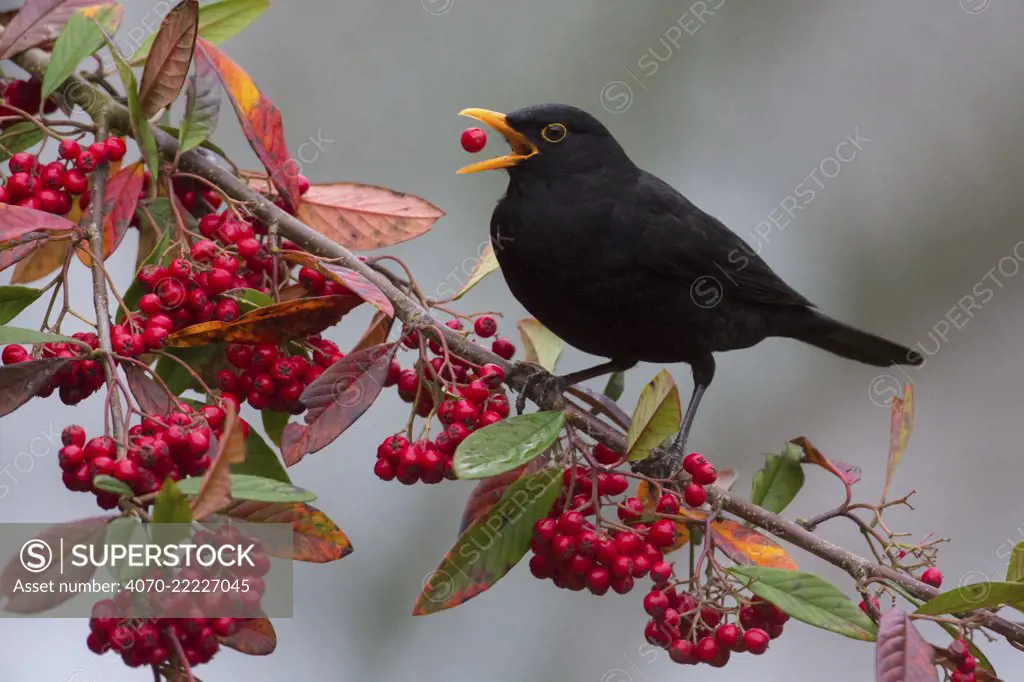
459, 103, 921, 452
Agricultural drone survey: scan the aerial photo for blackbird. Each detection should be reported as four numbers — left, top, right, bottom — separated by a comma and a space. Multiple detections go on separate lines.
457, 103, 922, 453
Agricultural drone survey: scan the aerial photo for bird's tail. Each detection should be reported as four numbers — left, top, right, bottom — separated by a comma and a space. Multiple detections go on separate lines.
781, 309, 922, 367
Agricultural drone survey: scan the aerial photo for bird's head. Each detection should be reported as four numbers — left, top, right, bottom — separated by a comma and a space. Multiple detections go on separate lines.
457, 103, 632, 180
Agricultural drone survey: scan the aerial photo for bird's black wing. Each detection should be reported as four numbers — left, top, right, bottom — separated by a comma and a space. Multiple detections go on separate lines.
634, 171, 814, 309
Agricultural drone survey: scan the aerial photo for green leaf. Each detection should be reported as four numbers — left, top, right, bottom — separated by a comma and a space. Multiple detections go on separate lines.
92, 475, 132, 496
1007, 542, 1024, 582
104, 517, 150, 582
231, 427, 291, 484
131, 0, 270, 63
224, 287, 274, 313
413, 466, 562, 615
151, 478, 193, 547
915, 581, 1024, 616
0, 122, 44, 162
155, 345, 223, 395
261, 408, 287, 448
176, 473, 315, 503
602, 370, 625, 402
0, 326, 76, 345
0, 286, 43, 325
42, 4, 122, 101
517, 318, 563, 373
626, 369, 681, 462
750, 443, 805, 513
178, 57, 221, 153
105, 33, 159, 183
453, 411, 564, 480
729, 566, 878, 641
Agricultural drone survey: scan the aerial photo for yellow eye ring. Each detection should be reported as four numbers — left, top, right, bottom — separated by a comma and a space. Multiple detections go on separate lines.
541, 123, 567, 143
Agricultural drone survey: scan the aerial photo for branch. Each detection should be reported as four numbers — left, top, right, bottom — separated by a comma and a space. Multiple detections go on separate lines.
83, 111, 127, 459
11, 34, 1024, 648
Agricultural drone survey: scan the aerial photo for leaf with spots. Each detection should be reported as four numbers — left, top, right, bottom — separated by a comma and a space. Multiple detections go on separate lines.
219, 615, 276, 655
459, 461, 547, 534
729, 566, 877, 641
882, 384, 914, 502
281, 343, 397, 466
217, 501, 352, 563
166, 296, 359, 347
0, 356, 71, 417
875, 608, 938, 682
0, 0, 97, 60
626, 369, 681, 462
711, 518, 799, 570
138, 0, 199, 117
413, 466, 562, 615
195, 38, 299, 211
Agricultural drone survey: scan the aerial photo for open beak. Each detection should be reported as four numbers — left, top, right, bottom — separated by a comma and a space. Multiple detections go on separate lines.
457, 108, 538, 174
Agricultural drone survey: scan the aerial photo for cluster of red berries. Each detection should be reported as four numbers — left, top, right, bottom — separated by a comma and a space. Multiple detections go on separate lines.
946, 638, 978, 682
372, 315, 514, 484
58, 401, 230, 509
219, 339, 336, 415
646, 595, 785, 667
0, 137, 127, 213
2, 333, 105, 405
86, 526, 267, 669
0, 78, 58, 128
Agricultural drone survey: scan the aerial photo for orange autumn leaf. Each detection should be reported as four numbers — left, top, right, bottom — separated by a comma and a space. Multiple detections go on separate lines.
790, 436, 862, 487
77, 161, 146, 266
636, 480, 706, 552
166, 296, 359, 347
218, 501, 353, 563
10, 237, 68, 283
351, 310, 395, 353
190, 402, 246, 520
195, 38, 299, 211
711, 518, 798, 570
219, 616, 276, 655
882, 384, 915, 501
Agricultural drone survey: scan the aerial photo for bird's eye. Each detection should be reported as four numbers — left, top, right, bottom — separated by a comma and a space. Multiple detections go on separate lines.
541, 123, 567, 143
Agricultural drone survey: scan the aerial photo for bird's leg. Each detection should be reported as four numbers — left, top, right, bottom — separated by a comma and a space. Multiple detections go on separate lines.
670, 355, 716, 457
511, 359, 637, 415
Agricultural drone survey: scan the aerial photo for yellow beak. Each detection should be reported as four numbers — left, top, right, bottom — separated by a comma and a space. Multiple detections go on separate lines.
457, 108, 538, 174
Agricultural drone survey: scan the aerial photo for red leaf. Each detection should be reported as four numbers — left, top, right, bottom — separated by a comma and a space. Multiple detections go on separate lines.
0, 357, 71, 416
194, 39, 299, 211
0, 240, 45, 273
218, 501, 352, 563
138, 0, 198, 117
459, 459, 546, 533
295, 182, 444, 251
875, 608, 938, 682
282, 343, 396, 466
78, 161, 146, 264
123, 363, 173, 416
280, 251, 393, 316
0, 203, 78, 242
219, 616, 276, 655
351, 310, 395, 353
0, 516, 110, 613
790, 436, 862, 486
0, 0, 96, 59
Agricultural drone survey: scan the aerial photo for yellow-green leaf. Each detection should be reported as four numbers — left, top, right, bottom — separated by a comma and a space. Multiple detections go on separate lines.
517, 318, 563, 373
42, 4, 122, 101
626, 369, 681, 462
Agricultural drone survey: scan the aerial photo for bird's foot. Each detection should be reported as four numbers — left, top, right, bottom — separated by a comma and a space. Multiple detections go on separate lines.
509, 362, 568, 415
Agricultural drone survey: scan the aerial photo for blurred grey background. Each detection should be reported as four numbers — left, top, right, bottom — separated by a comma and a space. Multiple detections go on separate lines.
3, 0, 1024, 680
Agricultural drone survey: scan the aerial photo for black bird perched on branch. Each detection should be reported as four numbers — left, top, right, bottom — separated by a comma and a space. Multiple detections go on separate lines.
457, 103, 922, 454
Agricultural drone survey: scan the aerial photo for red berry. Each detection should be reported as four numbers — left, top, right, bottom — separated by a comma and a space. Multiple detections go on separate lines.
959, 655, 977, 673
645, 620, 673, 648
216, 298, 240, 322
715, 623, 740, 650
669, 639, 696, 664
373, 457, 395, 481
650, 561, 673, 585
743, 628, 770, 654
87, 142, 108, 164
491, 337, 515, 360
460, 127, 487, 153
112, 459, 139, 486
952, 673, 976, 682
557, 511, 585, 536
236, 237, 261, 258
648, 519, 677, 548
477, 362, 505, 388
2, 344, 28, 364
921, 567, 943, 588
682, 452, 706, 474
617, 496, 644, 522
143, 324, 169, 350
656, 493, 680, 514
58, 139, 81, 160
205, 268, 232, 294
61, 168, 89, 194
593, 443, 621, 466
7, 172, 34, 198
297, 174, 311, 195
692, 462, 717, 486
473, 315, 497, 338
695, 636, 719, 663
644, 590, 670, 618
683, 482, 707, 508
104, 137, 127, 161
604, 473, 629, 496
76, 151, 97, 173
8, 151, 35, 173
61, 424, 86, 447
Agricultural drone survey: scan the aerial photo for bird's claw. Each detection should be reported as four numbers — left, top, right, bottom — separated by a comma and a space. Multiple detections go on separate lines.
509, 363, 568, 414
